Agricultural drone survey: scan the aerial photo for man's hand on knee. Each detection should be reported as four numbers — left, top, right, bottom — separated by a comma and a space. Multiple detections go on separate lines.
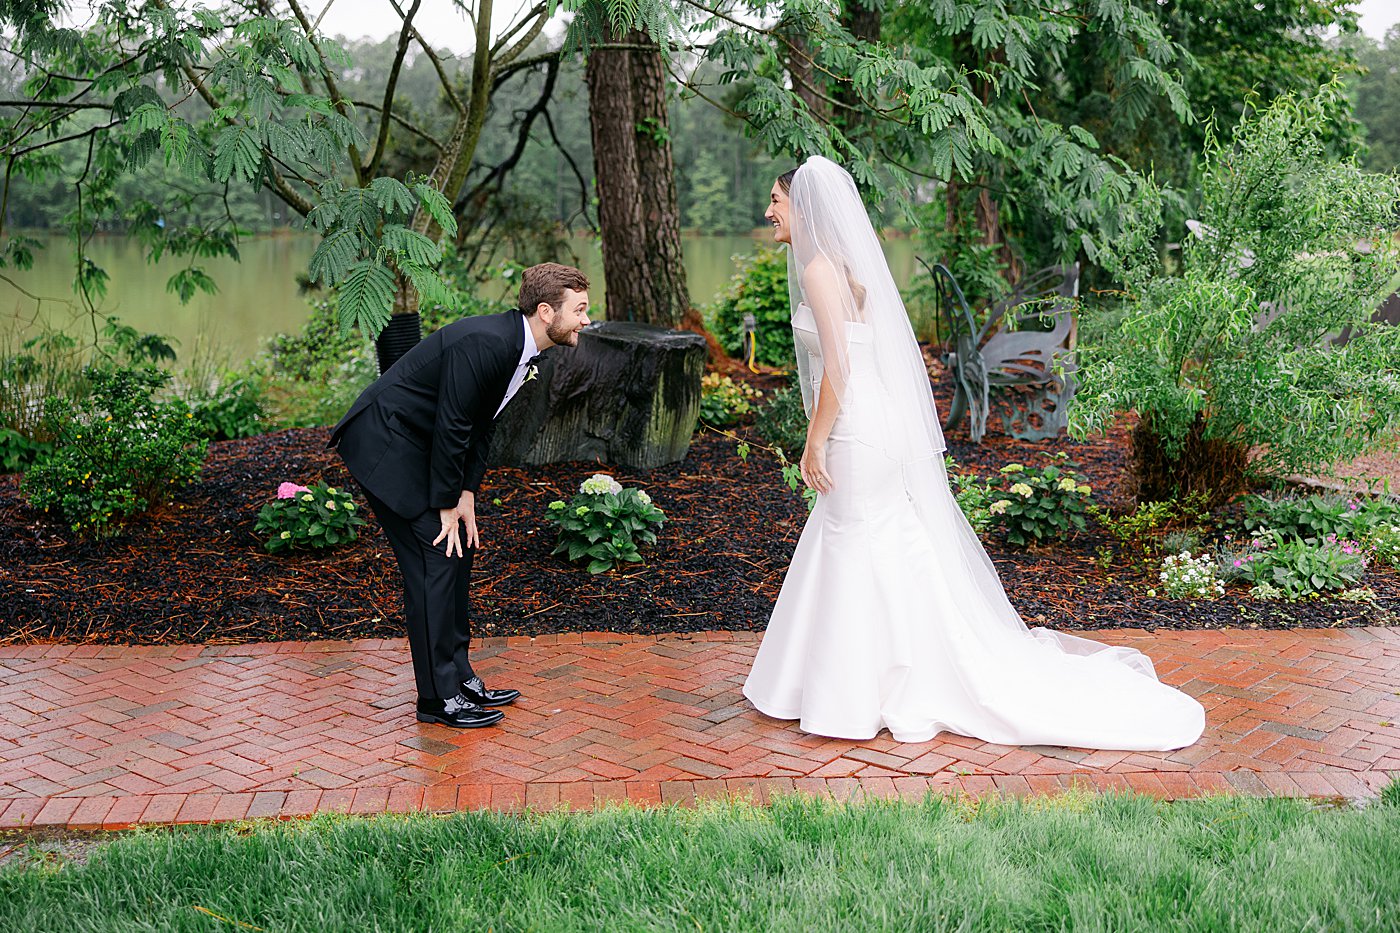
432, 491, 480, 557
433, 506, 465, 557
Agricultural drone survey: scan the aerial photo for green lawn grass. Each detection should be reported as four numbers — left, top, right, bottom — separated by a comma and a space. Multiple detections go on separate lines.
2, 790, 1398, 932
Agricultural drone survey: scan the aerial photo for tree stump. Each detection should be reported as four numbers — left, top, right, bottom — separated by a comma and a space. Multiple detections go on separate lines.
488, 321, 706, 469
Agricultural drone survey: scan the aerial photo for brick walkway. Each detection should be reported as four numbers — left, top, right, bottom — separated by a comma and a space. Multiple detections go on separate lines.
2, 627, 1398, 830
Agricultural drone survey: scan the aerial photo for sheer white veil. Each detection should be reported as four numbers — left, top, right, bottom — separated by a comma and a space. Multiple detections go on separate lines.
783, 155, 1158, 678
786, 155, 946, 463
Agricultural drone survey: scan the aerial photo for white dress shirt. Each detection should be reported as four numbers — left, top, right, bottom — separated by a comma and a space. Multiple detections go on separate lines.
495, 314, 542, 417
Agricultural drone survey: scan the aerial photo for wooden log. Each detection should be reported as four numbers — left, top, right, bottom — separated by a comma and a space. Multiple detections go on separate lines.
488, 321, 706, 469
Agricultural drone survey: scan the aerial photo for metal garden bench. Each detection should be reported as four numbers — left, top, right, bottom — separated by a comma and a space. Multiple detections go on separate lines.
920, 259, 1080, 443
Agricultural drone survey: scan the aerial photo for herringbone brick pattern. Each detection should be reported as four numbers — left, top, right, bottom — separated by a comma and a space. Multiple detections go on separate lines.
2, 627, 1397, 829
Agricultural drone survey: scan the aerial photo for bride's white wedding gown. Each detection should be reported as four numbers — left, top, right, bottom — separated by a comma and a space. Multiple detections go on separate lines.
742, 304, 1206, 750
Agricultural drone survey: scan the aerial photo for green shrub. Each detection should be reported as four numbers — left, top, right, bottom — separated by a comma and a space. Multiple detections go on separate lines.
985, 453, 1093, 547
945, 456, 997, 535
22, 366, 207, 538
261, 299, 375, 427
1, 316, 174, 471
1218, 529, 1368, 598
1071, 87, 1400, 505
546, 473, 666, 573
705, 247, 794, 367
1241, 492, 1400, 542
0, 426, 51, 473
187, 375, 267, 440
1090, 495, 1213, 567
698, 373, 763, 427
753, 374, 808, 455
255, 481, 366, 554
265, 299, 357, 382
263, 278, 510, 428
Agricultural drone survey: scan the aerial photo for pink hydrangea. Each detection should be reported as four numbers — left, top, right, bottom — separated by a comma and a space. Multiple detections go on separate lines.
277, 482, 311, 499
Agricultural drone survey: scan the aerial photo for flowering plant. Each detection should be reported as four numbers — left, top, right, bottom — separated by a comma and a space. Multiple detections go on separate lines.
1156, 551, 1225, 599
1242, 492, 1400, 542
1367, 522, 1400, 567
698, 373, 763, 427
579, 473, 623, 496
546, 473, 666, 573
1217, 529, 1368, 598
255, 481, 366, 554
984, 452, 1093, 547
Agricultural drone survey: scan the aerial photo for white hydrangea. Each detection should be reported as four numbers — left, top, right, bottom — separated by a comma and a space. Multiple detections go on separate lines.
580, 473, 623, 496
636, 490, 652, 506
1158, 551, 1225, 599
1010, 482, 1034, 498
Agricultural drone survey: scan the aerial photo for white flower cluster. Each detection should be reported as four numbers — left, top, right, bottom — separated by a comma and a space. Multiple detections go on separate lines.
579, 473, 623, 496
636, 490, 652, 506
1158, 551, 1224, 599
1368, 522, 1400, 566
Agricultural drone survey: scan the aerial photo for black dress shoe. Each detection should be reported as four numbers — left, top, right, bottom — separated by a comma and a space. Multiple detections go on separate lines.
416, 694, 504, 728
459, 675, 520, 707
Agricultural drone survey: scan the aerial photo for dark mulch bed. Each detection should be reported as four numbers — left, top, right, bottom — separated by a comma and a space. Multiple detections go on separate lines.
2, 365, 1396, 645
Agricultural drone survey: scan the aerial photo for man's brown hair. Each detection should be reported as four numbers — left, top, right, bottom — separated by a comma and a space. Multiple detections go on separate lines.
518, 262, 589, 317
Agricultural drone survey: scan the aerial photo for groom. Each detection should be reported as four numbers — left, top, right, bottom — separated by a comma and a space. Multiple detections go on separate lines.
331, 263, 591, 728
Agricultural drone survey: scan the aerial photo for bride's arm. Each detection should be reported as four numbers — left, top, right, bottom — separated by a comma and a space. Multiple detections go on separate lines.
800, 259, 849, 494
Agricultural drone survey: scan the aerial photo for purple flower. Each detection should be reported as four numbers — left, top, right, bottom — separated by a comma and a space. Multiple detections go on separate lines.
277, 482, 310, 499
1233, 559, 1242, 567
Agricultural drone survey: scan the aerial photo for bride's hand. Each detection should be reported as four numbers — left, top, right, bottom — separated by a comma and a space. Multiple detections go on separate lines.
800, 440, 833, 495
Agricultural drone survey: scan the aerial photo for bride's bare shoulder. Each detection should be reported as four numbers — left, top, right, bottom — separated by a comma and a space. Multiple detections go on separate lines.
800, 255, 839, 292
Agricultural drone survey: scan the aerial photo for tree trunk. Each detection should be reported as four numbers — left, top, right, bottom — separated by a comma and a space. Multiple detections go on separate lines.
777, 13, 828, 123
1129, 415, 1249, 509
833, 0, 881, 135
840, 0, 880, 41
586, 28, 690, 326
948, 33, 1021, 286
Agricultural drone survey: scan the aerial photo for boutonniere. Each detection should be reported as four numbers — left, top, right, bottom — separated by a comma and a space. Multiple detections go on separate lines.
524, 363, 539, 383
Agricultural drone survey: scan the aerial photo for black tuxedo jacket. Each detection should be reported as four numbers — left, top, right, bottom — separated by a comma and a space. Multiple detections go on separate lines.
330, 310, 526, 519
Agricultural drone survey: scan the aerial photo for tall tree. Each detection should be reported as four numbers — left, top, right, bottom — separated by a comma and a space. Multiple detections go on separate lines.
583, 22, 690, 325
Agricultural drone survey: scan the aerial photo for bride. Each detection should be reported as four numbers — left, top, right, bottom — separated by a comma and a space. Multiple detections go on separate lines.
742, 156, 1205, 750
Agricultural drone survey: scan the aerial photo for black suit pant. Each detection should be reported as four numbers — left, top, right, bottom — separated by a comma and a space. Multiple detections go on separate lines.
362, 489, 476, 700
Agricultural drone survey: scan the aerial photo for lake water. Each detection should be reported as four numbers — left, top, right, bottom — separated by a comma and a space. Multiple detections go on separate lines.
1, 231, 920, 366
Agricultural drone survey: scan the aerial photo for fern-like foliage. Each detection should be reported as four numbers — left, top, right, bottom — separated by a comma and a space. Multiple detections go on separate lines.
305, 177, 457, 337
0, 1, 460, 331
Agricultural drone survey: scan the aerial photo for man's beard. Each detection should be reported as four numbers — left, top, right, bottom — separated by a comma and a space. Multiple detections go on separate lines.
546, 318, 578, 345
